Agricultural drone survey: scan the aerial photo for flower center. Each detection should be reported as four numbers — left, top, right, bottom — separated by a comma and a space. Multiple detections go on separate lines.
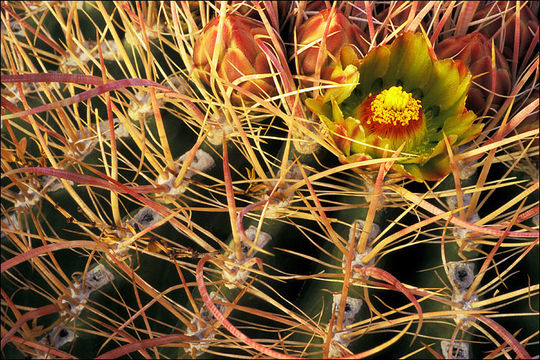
369, 86, 421, 126
359, 86, 424, 141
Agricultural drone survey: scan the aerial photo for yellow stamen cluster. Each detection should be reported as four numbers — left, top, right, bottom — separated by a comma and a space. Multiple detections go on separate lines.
368, 86, 421, 127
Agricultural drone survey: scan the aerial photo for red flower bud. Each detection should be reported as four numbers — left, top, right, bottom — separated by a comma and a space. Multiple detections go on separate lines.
436, 32, 511, 113
193, 14, 284, 104
296, 8, 369, 82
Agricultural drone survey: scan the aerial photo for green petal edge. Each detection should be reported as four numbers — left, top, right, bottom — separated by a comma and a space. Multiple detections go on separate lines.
306, 31, 482, 182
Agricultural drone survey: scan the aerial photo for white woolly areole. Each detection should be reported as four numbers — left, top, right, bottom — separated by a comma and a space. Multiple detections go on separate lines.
223, 225, 271, 289
270, 161, 305, 191
456, 145, 478, 179
61, 264, 114, 316
2, 82, 32, 103
453, 212, 481, 252
447, 261, 475, 290
350, 220, 380, 246
186, 291, 227, 355
157, 172, 185, 196
66, 130, 98, 161
14, 188, 40, 210
98, 119, 129, 139
127, 207, 163, 232
457, 158, 478, 180
344, 219, 380, 268
60, 40, 120, 72
156, 149, 215, 201
64, 119, 128, 162
264, 161, 307, 218
293, 135, 321, 154
452, 289, 478, 328
128, 91, 160, 121
329, 295, 363, 358
166, 75, 193, 96
441, 340, 470, 359
207, 112, 233, 146
1, 213, 19, 239
38, 324, 76, 357
178, 149, 215, 179
291, 118, 323, 154
446, 193, 471, 210
38, 175, 73, 193
332, 294, 363, 326
84, 264, 115, 291
445, 194, 481, 252
100, 40, 121, 61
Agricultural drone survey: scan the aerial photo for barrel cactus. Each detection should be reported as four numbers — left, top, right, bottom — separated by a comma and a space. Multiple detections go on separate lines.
1, 2, 538, 359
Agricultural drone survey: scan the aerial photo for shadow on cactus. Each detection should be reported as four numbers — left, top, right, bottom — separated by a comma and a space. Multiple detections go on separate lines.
1, 1, 539, 359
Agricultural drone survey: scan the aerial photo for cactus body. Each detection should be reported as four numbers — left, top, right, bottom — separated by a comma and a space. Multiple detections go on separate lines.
1, 2, 538, 359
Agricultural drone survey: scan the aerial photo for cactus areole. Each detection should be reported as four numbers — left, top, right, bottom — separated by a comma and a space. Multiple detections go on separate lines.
306, 32, 484, 182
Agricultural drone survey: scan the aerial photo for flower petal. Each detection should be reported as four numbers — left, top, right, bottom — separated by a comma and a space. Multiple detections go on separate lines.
418, 153, 452, 181
383, 32, 433, 91
305, 97, 332, 119
422, 59, 471, 111
357, 45, 391, 96
325, 64, 360, 104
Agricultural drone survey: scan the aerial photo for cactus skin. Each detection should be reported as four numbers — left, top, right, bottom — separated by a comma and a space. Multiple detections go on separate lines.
1, 2, 538, 359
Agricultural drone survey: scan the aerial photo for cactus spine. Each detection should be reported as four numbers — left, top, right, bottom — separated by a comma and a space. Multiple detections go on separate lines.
2, 2, 538, 359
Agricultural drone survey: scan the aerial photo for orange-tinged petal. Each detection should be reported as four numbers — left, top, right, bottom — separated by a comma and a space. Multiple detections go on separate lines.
221, 48, 254, 83
422, 59, 471, 111
435, 32, 511, 113
296, 8, 369, 82
324, 64, 360, 104
418, 153, 452, 181
305, 97, 332, 119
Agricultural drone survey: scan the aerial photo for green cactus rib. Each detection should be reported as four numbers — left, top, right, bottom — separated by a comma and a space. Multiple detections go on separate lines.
1, 2, 539, 359
196, 255, 300, 359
